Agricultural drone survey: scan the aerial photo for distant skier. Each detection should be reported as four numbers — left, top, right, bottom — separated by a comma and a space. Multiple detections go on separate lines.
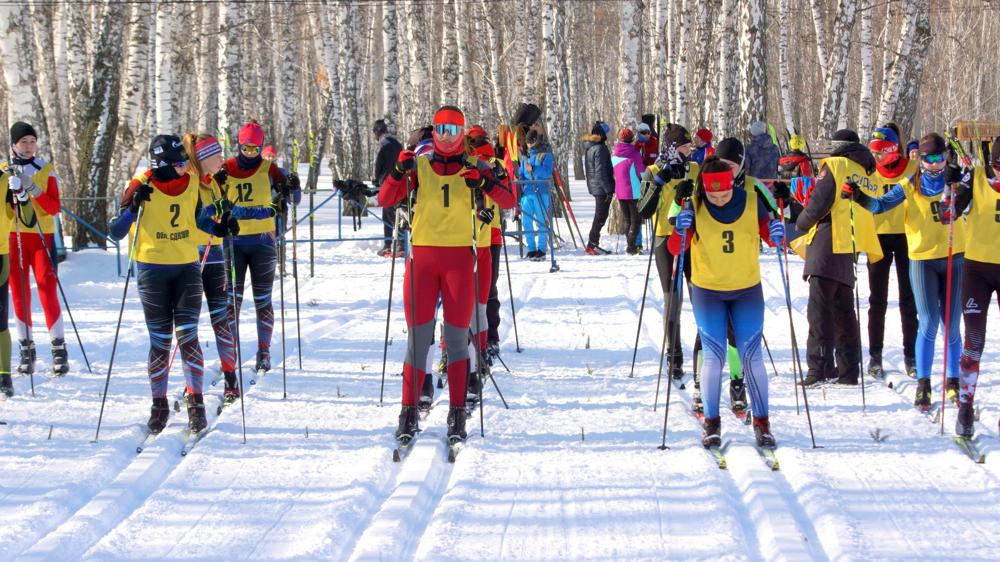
669, 156, 783, 447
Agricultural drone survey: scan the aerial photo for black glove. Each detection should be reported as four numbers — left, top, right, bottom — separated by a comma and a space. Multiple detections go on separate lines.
227, 212, 241, 236
213, 168, 228, 186
212, 212, 231, 237
477, 207, 495, 224
946, 164, 972, 189
394, 150, 416, 175
131, 183, 153, 213
655, 166, 673, 184
771, 180, 791, 202
283, 172, 300, 195
669, 162, 687, 180
673, 179, 694, 203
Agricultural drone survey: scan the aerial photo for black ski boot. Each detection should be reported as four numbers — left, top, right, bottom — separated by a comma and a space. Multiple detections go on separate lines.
752, 416, 776, 447
17, 339, 35, 375
914, 378, 932, 411
0, 373, 13, 398
466, 359, 485, 405
904, 356, 917, 378
187, 393, 207, 433
447, 406, 467, 443
867, 355, 884, 378
147, 397, 170, 435
255, 350, 271, 373
394, 405, 420, 442
419, 373, 434, 412
223, 371, 240, 404
799, 372, 828, 387
702, 416, 722, 448
955, 399, 975, 438
51, 338, 69, 376
946, 377, 960, 405
730, 378, 747, 413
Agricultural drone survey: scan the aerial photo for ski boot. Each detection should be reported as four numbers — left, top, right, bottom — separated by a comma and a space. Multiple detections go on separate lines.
466, 361, 485, 409
946, 377, 960, 405
955, 399, 975, 438
394, 405, 420, 442
867, 355, 884, 379
0, 373, 13, 398
255, 350, 271, 373
692, 386, 704, 414
702, 416, 722, 448
147, 397, 170, 435
50, 338, 69, 376
752, 416, 776, 447
447, 406, 467, 443
914, 378, 932, 411
223, 371, 240, 404
799, 372, 828, 387
418, 373, 434, 412
904, 356, 917, 378
17, 339, 35, 375
730, 378, 747, 414
187, 393, 207, 433
486, 340, 500, 360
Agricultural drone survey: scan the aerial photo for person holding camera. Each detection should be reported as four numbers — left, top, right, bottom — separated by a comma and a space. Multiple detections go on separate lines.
373, 119, 404, 257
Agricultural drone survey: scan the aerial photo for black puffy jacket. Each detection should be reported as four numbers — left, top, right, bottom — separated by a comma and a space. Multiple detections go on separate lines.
582, 135, 614, 197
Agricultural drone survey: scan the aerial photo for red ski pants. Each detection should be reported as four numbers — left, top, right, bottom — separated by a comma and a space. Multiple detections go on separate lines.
9, 232, 62, 340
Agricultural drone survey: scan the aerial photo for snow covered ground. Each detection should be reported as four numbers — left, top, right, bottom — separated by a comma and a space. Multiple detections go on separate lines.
1, 170, 999, 561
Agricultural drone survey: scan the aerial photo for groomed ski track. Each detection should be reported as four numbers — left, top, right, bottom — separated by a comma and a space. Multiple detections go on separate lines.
1, 170, 999, 561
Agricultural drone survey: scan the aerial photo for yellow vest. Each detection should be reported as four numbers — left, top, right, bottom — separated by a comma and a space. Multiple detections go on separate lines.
654, 161, 700, 237
224, 163, 275, 235
964, 167, 1000, 264
412, 156, 480, 247
134, 174, 200, 265
692, 190, 761, 291
902, 175, 966, 260
0, 176, 15, 253
195, 177, 222, 247
802, 157, 883, 263
873, 158, 918, 235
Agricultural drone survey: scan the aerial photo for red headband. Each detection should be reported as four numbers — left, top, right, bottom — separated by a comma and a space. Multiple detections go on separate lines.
702, 170, 734, 193
433, 107, 465, 127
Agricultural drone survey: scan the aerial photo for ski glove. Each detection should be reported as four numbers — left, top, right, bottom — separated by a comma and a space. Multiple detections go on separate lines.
673, 179, 694, 204
768, 219, 785, 246
771, 180, 791, 203
227, 212, 241, 236
668, 163, 687, 180
8, 176, 28, 203
283, 172, 300, 195
655, 166, 673, 186
211, 212, 232, 237
477, 207, 495, 225
460, 166, 485, 190
674, 208, 694, 233
841, 180, 861, 200
131, 182, 154, 212
946, 164, 972, 189
213, 168, 228, 187
395, 150, 416, 174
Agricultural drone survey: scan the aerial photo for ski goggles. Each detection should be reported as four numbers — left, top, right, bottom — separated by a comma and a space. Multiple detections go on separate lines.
240, 144, 262, 155
433, 124, 463, 137
920, 152, 946, 164
171, 159, 189, 169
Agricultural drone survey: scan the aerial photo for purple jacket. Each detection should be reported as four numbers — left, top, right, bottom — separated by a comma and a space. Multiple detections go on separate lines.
611, 142, 646, 200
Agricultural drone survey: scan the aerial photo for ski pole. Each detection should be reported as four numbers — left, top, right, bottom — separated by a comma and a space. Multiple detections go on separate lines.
940, 183, 956, 435
405, 179, 420, 433
654, 199, 689, 413
93, 205, 144, 442
471, 189, 486, 437
379, 208, 402, 406
658, 206, 689, 450
848, 194, 867, 412
761, 334, 778, 380
11, 199, 34, 395
290, 141, 302, 369
500, 220, 522, 352
277, 204, 287, 399
23, 194, 93, 374
226, 237, 248, 443
629, 198, 662, 378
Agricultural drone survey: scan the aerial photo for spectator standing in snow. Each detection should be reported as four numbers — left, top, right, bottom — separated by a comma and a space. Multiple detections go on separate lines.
582, 121, 614, 255
373, 119, 404, 257
691, 128, 715, 165
612, 128, 646, 255
745, 121, 780, 180
518, 130, 554, 262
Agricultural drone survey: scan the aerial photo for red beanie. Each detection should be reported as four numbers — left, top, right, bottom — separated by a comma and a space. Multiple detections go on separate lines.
618, 128, 635, 143
238, 122, 264, 146
696, 128, 713, 143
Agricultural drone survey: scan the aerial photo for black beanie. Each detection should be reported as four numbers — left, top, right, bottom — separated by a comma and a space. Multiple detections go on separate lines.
831, 129, 860, 144
10, 121, 37, 144
148, 134, 187, 167
919, 133, 947, 156
715, 137, 745, 165
663, 125, 691, 147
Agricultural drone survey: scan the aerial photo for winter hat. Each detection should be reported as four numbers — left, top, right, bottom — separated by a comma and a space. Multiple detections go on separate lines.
869, 127, 900, 153
238, 121, 265, 146
637, 123, 652, 136
592, 121, 610, 136
789, 134, 806, 152
663, 125, 692, 147
906, 139, 919, 155
10, 121, 37, 144
641, 114, 656, 132
831, 129, 860, 144
468, 125, 487, 140
618, 128, 635, 143
148, 134, 188, 168
715, 137, 745, 166
695, 128, 713, 144
749, 121, 768, 137
194, 136, 222, 161
372, 119, 389, 137
918, 133, 947, 156
261, 145, 277, 160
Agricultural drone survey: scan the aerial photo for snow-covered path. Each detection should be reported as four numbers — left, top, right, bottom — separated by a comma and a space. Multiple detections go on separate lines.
1, 173, 998, 561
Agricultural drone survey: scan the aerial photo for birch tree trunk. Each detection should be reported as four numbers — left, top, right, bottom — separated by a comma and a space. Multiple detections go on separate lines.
218, 1, 242, 142
438, 0, 457, 106
480, 0, 506, 119
653, 0, 669, 113
693, 0, 713, 126
618, 0, 641, 126
381, 2, 400, 123
809, 0, 830, 77
111, 4, 150, 202
519, 0, 538, 101
338, 1, 363, 177
554, 0, 572, 178
76, 2, 125, 248
893, 0, 931, 135
29, 1, 74, 184
197, 3, 218, 132
674, 0, 690, 126
739, 0, 767, 131
777, 0, 795, 133
715, 0, 738, 135
279, 1, 299, 165
874, 0, 918, 127
404, 1, 430, 127
542, 0, 560, 136
65, 3, 90, 145
454, 0, 471, 113
817, 0, 859, 137
154, 1, 177, 133
1, 6, 48, 146
856, 0, 874, 137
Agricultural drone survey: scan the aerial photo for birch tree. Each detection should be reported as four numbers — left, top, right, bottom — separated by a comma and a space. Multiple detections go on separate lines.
875, 0, 919, 127
777, 0, 795, 133
739, 0, 767, 131
480, 0, 506, 119
218, 0, 242, 141
338, 1, 363, 177
439, 0, 457, 106
196, 3, 218, 132
1, 6, 48, 146
111, 4, 150, 200
856, 0, 875, 136
542, 0, 560, 138
279, 1, 299, 166
715, 0, 739, 135
674, 0, 690, 126
154, 1, 177, 133
817, 0, 859, 137
653, 0, 669, 113
618, 0, 641, 126
893, 0, 931, 135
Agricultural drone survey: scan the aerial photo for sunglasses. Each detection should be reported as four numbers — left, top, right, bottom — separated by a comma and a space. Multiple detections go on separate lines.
241, 144, 262, 155
434, 124, 462, 136
921, 153, 946, 164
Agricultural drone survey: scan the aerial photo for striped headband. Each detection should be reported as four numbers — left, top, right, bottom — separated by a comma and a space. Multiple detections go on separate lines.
195, 136, 222, 161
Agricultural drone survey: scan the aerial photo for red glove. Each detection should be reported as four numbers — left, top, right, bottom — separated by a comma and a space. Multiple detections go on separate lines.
395, 150, 416, 174
460, 166, 484, 189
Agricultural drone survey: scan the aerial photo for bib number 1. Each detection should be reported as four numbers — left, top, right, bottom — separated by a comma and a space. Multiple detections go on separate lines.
441, 183, 450, 208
